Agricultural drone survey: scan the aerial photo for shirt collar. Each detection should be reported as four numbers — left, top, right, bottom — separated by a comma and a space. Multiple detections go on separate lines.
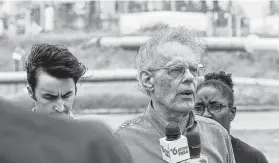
145, 101, 197, 136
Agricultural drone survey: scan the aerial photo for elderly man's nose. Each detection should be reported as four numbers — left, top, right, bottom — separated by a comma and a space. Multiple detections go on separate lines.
181, 69, 194, 83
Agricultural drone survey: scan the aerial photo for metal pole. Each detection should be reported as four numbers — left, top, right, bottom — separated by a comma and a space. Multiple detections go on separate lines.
40, 1, 44, 31
236, 15, 242, 37
24, 10, 31, 37
170, 0, 175, 11
227, 13, 233, 37
85, 36, 279, 52
1, 70, 279, 87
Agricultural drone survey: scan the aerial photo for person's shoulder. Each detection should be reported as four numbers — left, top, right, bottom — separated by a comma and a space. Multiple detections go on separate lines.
233, 137, 269, 162
195, 115, 231, 143
233, 137, 260, 152
114, 114, 147, 134
196, 115, 228, 133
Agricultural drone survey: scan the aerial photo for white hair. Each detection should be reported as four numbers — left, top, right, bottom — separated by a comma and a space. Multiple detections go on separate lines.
136, 26, 206, 96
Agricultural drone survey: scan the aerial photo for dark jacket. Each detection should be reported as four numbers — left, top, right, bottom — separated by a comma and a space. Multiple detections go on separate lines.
231, 136, 269, 163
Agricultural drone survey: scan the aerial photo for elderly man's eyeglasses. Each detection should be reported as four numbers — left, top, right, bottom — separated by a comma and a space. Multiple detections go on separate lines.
149, 65, 203, 78
193, 103, 228, 115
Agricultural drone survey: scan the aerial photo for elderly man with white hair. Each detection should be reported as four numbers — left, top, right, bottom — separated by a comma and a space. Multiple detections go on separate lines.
114, 27, 236, 163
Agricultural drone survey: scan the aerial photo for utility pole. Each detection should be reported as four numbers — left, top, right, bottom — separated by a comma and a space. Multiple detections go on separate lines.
212, 0, 220, 36
227, 1, 233, 37
236, 16, 241, 37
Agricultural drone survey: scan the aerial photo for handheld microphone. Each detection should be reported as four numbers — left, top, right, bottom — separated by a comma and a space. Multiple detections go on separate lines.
160, 122, 190, 163
185, 131, 208, 163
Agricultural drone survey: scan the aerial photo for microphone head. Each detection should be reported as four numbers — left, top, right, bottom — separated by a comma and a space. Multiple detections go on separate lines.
186, 131, 201, 158
165, 122, 181, 141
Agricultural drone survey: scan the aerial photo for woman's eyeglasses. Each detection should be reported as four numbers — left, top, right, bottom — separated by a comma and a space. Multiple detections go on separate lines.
193, 103, 228, 115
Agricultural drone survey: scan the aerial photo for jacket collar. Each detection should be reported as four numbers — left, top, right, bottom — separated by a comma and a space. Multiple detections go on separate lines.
145, 101, 197, 136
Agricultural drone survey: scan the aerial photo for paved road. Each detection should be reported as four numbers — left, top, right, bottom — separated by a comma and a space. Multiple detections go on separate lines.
76, 111, 279, 131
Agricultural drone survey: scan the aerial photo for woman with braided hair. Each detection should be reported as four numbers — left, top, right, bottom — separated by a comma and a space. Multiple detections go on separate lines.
194, 71, 268, 163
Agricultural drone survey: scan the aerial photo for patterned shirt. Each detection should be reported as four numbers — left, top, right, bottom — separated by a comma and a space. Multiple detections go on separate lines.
114, 102, 236, 163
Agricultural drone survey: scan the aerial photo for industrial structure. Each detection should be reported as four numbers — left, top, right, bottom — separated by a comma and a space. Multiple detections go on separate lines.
1, 1, 279, 37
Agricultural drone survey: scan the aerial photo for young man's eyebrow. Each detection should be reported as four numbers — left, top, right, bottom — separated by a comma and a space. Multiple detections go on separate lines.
42, 94, 58, 98
39, 88, 58, 95
62, 91, 73, 96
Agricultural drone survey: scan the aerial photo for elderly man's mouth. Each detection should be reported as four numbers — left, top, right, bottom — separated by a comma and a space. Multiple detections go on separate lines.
177, 90, 194, 99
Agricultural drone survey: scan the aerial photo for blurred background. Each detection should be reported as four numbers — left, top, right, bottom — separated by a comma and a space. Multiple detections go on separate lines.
0, 0, 279, 162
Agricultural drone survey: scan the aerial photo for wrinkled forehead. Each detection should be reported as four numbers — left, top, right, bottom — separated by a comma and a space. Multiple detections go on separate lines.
36, 72, 75, 93
156, 41, 198, 66
196, 86, 228, 103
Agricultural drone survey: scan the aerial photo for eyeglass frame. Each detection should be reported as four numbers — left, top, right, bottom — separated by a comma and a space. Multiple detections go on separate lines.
147, 63, 205, 78
193, 102, 229, 115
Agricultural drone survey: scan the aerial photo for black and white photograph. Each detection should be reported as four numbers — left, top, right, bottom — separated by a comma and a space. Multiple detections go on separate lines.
0, 0, 278, 163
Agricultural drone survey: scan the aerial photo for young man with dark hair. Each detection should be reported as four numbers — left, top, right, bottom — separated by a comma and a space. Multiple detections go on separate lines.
26, 44, 87, 119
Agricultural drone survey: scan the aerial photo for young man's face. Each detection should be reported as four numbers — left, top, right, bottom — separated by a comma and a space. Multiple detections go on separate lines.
29, 71, 76, 119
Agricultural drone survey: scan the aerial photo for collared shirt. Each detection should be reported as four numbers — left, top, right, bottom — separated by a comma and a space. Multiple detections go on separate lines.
114, 102, 235, 163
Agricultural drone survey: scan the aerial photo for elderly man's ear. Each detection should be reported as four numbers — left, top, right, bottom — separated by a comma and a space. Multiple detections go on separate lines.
140, 71, 155, 92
